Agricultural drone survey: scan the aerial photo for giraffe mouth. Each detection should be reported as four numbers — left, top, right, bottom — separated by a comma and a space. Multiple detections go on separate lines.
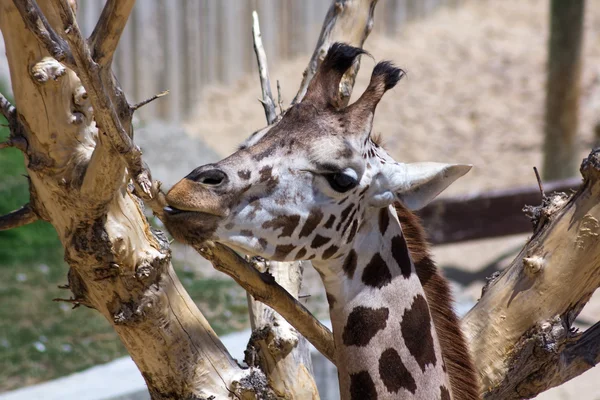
162, 205, 222, 246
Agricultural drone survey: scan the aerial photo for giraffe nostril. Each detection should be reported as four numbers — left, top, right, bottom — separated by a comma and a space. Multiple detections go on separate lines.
188, 168, 228, 187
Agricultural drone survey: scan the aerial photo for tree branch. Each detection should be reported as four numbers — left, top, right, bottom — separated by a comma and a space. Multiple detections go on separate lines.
47, 0, 165, 215
131, 90, 169, 112
88, 0, 135, 68
252, 11, 277, 125
0, 203, 39, 231
464, 149, 600, 398
200, 241, 336, 364
11, 0, 72, 64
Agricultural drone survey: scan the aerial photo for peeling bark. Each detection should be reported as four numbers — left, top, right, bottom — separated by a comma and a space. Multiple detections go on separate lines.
0, 1, 267, 398
464, 150, 600, 399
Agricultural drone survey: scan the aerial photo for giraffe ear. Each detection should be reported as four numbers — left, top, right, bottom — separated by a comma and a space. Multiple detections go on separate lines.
302, 43, 366, 107
391, 162, 472, 210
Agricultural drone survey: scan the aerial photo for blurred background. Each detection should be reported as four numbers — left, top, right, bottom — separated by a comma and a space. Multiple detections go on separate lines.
1, 0, 599, 399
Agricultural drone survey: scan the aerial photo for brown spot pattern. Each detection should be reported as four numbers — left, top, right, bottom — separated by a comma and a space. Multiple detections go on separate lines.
311, 234, 331, 249
391, 235, 412, 278
322, 245, 339, 259
239, 230, 253, 237
378, 207, 390, 235
299, 208, 324, 238
347, 220, 359, 243
378, 348, 417, 394
259, 165, 272, 181
258, 238, 267, 250
362, 252, 392, 288
259, 165, 279, 190
337, 204, 354, 230
262, 214, 301, 238
295, 247, 307, 259
440, 385, 451, 400
237, 170, 251, 180
341, 208, 357, 236
253, 146, 274, 161
349, 371, 377, 400
324, 214, 336, 229
274, 244, 296, 260
342, 306, 389, 346
343, 249, 358, 279
401, 294, 437, 372
395, 202, 480, 399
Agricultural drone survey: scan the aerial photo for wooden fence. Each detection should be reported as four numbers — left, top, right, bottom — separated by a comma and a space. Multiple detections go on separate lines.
75, 0, 465, 122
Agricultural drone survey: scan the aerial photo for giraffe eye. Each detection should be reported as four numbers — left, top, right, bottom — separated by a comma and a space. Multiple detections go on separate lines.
325, 172, 358, 193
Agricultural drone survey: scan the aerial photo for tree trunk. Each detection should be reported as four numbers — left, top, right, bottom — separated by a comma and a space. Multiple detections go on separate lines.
542, 0, 585, 180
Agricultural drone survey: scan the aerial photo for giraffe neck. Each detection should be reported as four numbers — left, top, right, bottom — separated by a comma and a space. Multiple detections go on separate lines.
314, 205, 451, 400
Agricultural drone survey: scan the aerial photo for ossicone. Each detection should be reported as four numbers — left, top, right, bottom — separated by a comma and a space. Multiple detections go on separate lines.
302, 43, 366, 108
351, 61, 405, 113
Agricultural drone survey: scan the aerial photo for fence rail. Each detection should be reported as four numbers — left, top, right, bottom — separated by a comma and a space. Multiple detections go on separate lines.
74, 0, 464, 122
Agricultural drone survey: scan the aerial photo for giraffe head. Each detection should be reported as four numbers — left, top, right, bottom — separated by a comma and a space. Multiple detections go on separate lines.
164, 43, 471, 261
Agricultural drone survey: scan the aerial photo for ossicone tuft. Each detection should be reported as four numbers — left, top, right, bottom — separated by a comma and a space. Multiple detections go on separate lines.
321, 43, 367, 74
372, 61, 405, 91
301, 43, 366, 108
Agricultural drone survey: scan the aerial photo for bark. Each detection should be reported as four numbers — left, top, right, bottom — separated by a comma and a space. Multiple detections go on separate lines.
463, 150, 600, 399
542, 0, 585, 180
0, 1, 264, 398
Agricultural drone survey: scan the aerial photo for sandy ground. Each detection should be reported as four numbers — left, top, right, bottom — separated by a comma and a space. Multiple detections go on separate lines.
180, 1, 600, 398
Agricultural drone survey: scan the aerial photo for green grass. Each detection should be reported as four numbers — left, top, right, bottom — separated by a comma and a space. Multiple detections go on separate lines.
0, 88, 248, 392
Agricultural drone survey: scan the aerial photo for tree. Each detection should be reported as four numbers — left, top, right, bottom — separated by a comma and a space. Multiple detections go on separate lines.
0, 1, 599, 399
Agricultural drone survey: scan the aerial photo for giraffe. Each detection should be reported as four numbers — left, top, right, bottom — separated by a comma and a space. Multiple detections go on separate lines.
163, 43, 480, 400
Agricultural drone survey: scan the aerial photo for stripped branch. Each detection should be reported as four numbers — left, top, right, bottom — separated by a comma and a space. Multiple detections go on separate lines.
131, 90, 169, 111
11, 0, 72, 64
27, 0, 166, 216
252, 11, 277, 125
0, 203, 38, 231
200, 241, 336, 364
88, 0, 136, 67
464, 149, 600, 398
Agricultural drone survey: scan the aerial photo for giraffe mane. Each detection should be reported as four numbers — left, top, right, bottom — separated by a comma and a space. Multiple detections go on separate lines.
395, 202, 481, 400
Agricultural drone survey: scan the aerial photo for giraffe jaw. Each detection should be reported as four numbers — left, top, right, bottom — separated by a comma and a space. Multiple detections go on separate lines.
162, 206, 222, 247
